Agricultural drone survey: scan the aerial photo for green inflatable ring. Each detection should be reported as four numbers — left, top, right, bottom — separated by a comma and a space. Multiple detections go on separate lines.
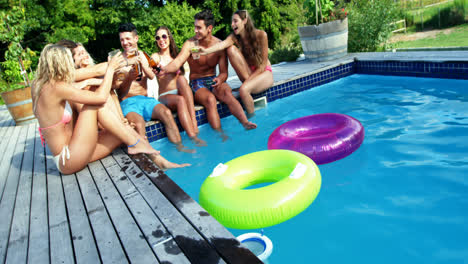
199, 150, 321, 229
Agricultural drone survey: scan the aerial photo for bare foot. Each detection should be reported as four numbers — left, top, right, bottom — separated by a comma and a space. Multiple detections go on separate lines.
243, 121, 257, 130
176, 142, 196, 153
148, 153, 191, 170
128, 139, 160, 155
247, 112, 255, 119
215, 129, 229, 142
191, 136, 207, 147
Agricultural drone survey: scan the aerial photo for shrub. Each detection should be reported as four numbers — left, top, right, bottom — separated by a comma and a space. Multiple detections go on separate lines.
268, 42, 303, 65
0, 3, 36, 102
347, 0, 399, 52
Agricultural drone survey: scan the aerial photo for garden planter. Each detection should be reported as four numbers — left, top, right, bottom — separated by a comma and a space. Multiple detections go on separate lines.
1, 86, 36, 125
298, 17, 348, 62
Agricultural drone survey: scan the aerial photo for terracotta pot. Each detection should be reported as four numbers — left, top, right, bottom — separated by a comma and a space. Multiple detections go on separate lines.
298, 17, 348, 62
1, 86, 36, 125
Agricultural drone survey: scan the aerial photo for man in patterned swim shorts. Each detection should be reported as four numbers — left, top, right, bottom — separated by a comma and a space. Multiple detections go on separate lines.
159, 10, 256, 139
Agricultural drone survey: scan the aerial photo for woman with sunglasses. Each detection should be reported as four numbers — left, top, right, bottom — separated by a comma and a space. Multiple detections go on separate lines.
198, 10, 273, 116
152, 26, 205, 146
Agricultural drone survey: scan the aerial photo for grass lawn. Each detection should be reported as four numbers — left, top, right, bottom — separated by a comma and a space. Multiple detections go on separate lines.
392, 23, 468, 48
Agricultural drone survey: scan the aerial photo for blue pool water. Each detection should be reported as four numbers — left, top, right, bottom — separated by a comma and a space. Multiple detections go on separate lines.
151, 74, 468, 264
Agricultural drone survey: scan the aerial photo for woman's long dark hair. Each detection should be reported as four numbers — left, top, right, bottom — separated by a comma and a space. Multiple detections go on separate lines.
155, 26, 184, 74
233, 10, 263, 67
155, 26, 178, 58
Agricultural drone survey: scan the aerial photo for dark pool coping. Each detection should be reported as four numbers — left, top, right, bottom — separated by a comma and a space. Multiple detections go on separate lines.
145, 51, 468, 143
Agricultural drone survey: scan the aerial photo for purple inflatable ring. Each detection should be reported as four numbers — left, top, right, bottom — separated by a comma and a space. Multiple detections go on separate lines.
268, 113, 364, 165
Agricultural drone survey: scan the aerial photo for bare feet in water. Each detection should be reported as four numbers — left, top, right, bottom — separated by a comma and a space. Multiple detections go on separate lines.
191, 136, 207, 147
127, 139, 160, 155
215, 129, 229, 142
148, 153, 191, 170
247, 112, 255, 119
243, 121, 257, 130
176, 142, 196, 153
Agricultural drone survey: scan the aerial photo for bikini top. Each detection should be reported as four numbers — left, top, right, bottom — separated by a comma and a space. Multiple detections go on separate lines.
38, 101, 73, 146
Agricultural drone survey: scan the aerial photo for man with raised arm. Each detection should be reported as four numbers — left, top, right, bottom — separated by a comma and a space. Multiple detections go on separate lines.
115, 22, 194, 153
159, 10, 256, 140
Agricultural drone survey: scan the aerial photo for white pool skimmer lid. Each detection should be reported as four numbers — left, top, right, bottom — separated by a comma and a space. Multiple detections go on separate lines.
237, 232, 273, 261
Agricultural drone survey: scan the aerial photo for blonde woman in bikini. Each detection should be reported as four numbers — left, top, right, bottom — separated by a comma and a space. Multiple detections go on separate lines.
56, 40, 190, 170
199, 10, 274, 117
57, 39, 126, 124
151, 26, 205, 146
32, 44, 181, 174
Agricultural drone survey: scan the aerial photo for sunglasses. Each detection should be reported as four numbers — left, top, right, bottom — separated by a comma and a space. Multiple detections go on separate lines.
155, 34, 168, 41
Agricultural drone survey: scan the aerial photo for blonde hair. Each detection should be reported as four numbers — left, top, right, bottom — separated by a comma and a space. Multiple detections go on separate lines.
233, 10, 263, 67
32, 44, 75, 110
75, 43, 96, 68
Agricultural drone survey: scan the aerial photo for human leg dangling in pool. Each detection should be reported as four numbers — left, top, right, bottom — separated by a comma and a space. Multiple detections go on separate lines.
198, 9, 274, 117
158, 10, 257, 141
115, 22, 195, 154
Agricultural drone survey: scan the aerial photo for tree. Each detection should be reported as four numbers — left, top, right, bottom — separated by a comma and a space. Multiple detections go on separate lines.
203, 0, 284, 49
145, 1, 201, 51
347, 0, 399, 52
0, 0, 309, 79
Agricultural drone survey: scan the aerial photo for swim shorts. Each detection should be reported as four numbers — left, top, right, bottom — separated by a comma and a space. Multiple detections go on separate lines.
120, 95, 160, 121
190, 75, 216, 93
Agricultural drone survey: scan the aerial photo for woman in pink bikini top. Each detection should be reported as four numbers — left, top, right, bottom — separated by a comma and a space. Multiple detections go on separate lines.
198, 9, 274, 116
32, 44, 159, 174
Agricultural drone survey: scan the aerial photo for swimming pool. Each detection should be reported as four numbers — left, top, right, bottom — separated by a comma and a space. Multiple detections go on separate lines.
151, 74, 468, 263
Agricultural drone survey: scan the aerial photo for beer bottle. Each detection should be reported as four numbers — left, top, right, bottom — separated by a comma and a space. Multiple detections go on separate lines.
127, 50, 143, 81
142, 51, 161, 73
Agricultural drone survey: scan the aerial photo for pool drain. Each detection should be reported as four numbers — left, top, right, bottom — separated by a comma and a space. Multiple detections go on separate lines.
237, 232, 273, 261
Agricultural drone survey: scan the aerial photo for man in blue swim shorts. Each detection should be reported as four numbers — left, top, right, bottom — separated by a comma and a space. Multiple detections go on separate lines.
114, 23, 188, 149
120, 95, 161, 122
159, 10, 256, 135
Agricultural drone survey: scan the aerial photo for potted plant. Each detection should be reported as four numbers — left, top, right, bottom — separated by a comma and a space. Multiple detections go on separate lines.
298, 0, 348, 62
1, 3, 37, 125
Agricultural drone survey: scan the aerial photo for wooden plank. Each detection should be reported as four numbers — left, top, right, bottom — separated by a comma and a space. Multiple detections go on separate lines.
0, 125, 15, 171
5, 124, 35, 263
0, 109, 14, 128
0, 125, 26, 263
87, 160, 158, 263
130, 153, 262, 264
28, 127, 49, 263
75, 165, 128, 264
46, 148, 74, 264
111, 149, 226, 264
0, 126, 18, 198
0, 119, 14, 129
0, 107, 12, 126
100, 155, 190, 264
61, 173, 100, 263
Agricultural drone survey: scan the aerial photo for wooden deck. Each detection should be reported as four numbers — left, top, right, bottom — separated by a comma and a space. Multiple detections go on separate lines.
0, 106, 261, 264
